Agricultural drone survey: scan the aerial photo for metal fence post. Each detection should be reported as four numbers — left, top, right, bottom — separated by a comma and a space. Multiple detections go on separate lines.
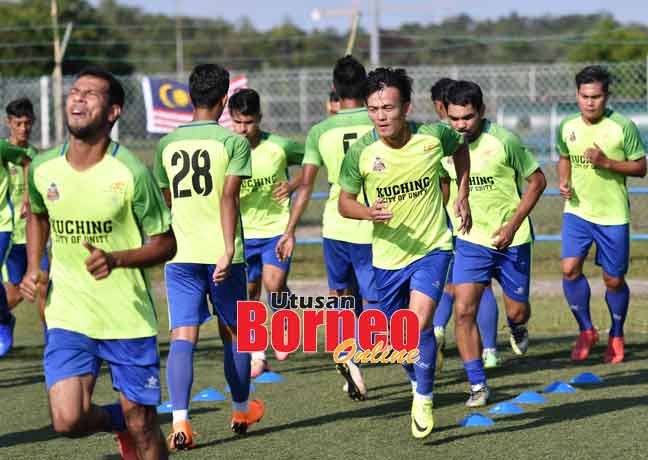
40, 76, 50, 149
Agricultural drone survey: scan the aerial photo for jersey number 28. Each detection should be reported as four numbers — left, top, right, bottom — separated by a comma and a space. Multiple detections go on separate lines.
171, 149, 213, 198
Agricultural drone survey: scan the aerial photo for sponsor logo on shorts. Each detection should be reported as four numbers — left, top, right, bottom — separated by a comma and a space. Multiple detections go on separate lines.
47, 183, 60, 201
145, 376, 160, 389
515, 286, 525, 295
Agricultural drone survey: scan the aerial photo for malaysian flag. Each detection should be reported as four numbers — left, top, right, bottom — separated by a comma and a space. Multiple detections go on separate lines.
142, 75, 248, 133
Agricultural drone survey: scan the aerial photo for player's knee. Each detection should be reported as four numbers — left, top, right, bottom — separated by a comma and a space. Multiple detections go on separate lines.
51, 411, 84, 437
125, 415, 155, 444
561, 261, 582, 280
603, 274, 625, 291
454, 302, 477, 325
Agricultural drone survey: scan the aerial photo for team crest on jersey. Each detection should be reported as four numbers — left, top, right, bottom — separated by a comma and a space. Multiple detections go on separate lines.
569, 131, 576, 142
373, 156, 386, 172
47, 182, 60, 201
111, 181, 126, 193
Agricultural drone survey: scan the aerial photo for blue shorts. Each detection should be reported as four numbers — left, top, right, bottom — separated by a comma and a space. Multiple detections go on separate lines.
244, 236, 290, 283
44, 328, 160, 406
0, 231, 10, 266
561, 213, 629, 277
3, 244, 51, 284
453, 239, 532, 302
165, 262, 247, 329
323, 238, 378, 302
374, 250, 452, 318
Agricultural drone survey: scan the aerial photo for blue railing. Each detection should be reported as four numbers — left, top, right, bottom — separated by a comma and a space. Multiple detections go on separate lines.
296, 188, 648, 244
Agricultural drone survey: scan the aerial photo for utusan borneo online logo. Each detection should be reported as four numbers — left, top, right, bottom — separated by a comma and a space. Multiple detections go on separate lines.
237, 293, 420, 365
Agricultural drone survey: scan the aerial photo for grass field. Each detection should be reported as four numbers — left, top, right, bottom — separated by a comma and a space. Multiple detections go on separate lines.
1, 242, 648, 459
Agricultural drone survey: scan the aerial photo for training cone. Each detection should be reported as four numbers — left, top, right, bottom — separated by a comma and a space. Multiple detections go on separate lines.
570, 372, 604, 385
513, 391, 546, 404
544, 381, 576, 393
459, 414, 495, 427
254, 371, 284, 383
224, 384, 256, 393
489, 402, 525, 415
157, 401, 173, 413
192, 388, 227, 402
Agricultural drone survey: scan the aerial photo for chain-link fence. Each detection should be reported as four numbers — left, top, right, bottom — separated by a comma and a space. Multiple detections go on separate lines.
0, 60, 647, 238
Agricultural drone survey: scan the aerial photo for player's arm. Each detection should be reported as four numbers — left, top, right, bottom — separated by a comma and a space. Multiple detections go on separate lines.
452, 140, 471, 234
492, 138, 547, 250
153, 140, 172, 208
21, 162, 49, 302
213, 175, 241, 283
19, 156, 32, 217
584, 143, 646, 177
273, 139, 306, 201
557, 156, 572, 199
440, 177, 450, 207
276, 128, 320, 262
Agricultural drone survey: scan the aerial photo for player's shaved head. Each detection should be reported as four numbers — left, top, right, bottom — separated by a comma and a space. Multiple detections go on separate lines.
228, 88, 261, 116
366, 67, 412, 105
333, 55, 367, 100
189, 64, 230, 109
445, 80, 484, 112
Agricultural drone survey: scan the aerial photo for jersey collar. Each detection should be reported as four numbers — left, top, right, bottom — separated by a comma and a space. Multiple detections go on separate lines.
178, 120, 219, 128
59, 140, 120, 157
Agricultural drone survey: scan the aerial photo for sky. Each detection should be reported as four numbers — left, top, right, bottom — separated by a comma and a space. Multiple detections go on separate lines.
91, 0, 648, 30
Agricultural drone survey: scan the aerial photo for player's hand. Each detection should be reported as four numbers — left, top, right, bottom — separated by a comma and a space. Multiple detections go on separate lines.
369, 198, 392, 223
20, 198, 30, 219
491, 223, 516, 251
83, 241, 116, 280
272, 181, 291, 202
213, 253, 233, 284
275, 232, 295, 263
19, 268, 42, 302
454, 195, 472, 234
559, 180, 572, 199
584, 143, 609, 169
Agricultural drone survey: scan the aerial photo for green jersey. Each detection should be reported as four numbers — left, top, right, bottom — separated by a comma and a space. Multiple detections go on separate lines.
8, 145, 38, 244
0, 139, 30, 232
303, 108, 373, 244
557, 109, 646, 225
28, 142, 171, 339
240, 132, 304, 239
454, 120, 539, 249
154, 121, 251, 264
339, 122, 463, 270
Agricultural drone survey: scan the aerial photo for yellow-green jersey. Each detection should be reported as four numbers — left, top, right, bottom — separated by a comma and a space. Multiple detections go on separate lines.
154, 121, 251, 264
339, 122, 463, 270
8, 144, 38, 244
303, 108, 373, 244
240, 132, 304, 239
454, 120, 540, 249
28, 142, 171, 339
0, 139, 30, 233
557, 109, 646, 225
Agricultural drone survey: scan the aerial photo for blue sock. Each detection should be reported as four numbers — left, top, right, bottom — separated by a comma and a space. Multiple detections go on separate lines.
166, 340, 194, 412
606, 284, 629, 337
0, 284, 10, 323
402, 362, 416, 382
223, 340, 251, 403
433, 292, 454, 329
414, 328, 437, 396
102, 403, 127, 432
477, 287, 498, 349
463, 358, 486, 386
563, 275, 593, 331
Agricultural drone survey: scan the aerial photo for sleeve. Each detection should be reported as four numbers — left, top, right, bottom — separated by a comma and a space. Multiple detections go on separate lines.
505, 133, 540, 179
437, 123, 464, 157
132, 167, 172, 236
338, 143, 363, 195
28, 162, 46, 215
0, 138, 28, 163
556, 121, 569, 157
302, 126, 323, 167
27, 145, 38, 159
622, 119, 646, 161
284, 139, 305, 166
225, 135, 252, 177
152, 141, 170, 188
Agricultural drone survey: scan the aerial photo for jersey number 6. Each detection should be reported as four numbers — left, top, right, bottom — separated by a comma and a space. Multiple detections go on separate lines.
171, 149, 214, 198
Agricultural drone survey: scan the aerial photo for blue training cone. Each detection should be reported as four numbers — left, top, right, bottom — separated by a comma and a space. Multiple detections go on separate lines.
157, 401, 173, 413
459, 414, 495, 427
489, 402, 525, 415
544, 381, 577, 393
570, 372, 604, 385
192, 388, 227, 402
513, 391, 547, 404
254, 371, 284, 383
224, 384, 256, 393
